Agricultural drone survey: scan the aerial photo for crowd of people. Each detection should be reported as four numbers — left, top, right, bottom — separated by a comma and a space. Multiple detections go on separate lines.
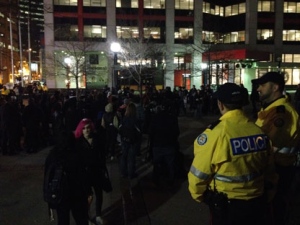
2, 76, 300, 225
37, 84, 219, 225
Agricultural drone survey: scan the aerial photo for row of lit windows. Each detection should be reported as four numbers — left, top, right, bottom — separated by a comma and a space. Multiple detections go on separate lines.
282, 54, 300, 63
53, 1, 300, 15
53, 0, 192, 9
202, 31, 245, 43
203, 3, 246, 17
56, 25, 300, 43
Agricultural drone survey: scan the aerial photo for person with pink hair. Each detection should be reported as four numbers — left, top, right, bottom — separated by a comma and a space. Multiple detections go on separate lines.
74, 118, 108, 225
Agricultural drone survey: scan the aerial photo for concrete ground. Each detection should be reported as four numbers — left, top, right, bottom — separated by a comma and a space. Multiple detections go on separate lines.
0, 107, 300, 225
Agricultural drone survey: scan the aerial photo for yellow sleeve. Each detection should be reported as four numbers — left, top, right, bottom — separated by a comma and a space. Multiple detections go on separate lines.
188, 129, 219, 202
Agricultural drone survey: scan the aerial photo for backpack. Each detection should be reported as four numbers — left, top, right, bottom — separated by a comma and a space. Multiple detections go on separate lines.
119, 124, 140, 143
43, 159, 68, 209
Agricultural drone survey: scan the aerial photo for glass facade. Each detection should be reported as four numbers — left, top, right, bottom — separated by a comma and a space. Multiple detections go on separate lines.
258, 1, 275, 12
116, 26, 139, 39
54, 0, 78, 5
47, 0, 300, 89
144, 0, 165, 9
257, 29, 274, 40
283, 30, 300, 41
116, 0, 138, 8
284, 2, 300, 13
175, 0, 194, 10
224, 3, 246, 17
84, 25, 107, 38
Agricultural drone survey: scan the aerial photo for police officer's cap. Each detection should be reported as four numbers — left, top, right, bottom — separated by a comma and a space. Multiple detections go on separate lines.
253, 72, 285, 87
215, 83, 243, 105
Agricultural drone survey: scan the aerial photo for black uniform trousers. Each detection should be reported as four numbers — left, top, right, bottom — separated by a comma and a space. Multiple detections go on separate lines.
210, 195, 267, 225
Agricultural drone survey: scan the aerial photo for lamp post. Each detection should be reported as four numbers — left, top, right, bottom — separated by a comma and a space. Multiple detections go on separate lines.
110, 42, 121, 90
277, 57, 282, 73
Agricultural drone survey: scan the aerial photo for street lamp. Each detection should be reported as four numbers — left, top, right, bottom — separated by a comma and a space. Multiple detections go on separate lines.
276, 57, 282, 73
110, 42, 121, 89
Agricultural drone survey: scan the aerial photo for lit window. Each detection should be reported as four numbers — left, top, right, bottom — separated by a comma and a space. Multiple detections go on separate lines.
84, 25, 107, 38
232, 4, 238, 16
175, 0, 194, 10
225, 6, 231, 17
284, 54, 293, 62
284, 2, 297, 13
221, 31, 245, 43
292, 69, 300, 84
283, 30, 300, 41
144, 27, 161, 39
282, 54, 300, 63
202, 31, 221, 43
258, 1, 275, 12
175, 28, 193, 39
116, 0, 138, 8
144, 0, 165, 9
294, 54, 300, 63
117, 26, 139, 38
257, 29, 274, 40
239, 3, 246, 14
53, 0, 77, 5
83, 0, 105, 6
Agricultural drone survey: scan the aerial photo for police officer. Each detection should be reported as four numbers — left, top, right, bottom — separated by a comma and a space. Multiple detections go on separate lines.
188, 83, 277, 225
254, 71, 300, 225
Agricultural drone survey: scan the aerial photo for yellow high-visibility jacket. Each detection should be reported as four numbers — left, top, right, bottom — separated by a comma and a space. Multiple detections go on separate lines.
188, 109, 277, 202
256, 96, 300, 166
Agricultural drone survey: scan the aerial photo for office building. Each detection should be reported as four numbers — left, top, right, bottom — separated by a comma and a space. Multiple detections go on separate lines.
43, 0, 300, 91
0, 0, 19, 84
19, 0, 44, 81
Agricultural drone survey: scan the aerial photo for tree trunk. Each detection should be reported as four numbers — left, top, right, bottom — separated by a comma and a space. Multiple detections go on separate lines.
138, 77, 143, 98
75, 76, 79, 99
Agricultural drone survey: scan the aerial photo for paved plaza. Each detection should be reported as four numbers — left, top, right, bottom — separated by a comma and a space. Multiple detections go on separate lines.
0, 110, 300, 225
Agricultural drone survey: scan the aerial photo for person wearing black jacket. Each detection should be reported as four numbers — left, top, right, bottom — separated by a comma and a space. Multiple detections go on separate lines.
44, 131, 92, 225
149, 101, 180, 187
74, 118, 108, 225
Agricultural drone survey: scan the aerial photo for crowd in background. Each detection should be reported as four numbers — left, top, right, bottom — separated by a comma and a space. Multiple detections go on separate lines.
0, 82, 219, 156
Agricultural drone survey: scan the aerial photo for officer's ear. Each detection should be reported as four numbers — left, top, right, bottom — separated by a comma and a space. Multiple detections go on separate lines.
217, 100, 225, 112
271, 82, 280, 92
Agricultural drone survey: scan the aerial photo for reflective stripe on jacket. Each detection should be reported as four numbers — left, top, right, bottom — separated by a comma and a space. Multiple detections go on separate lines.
188, 109, 277, 202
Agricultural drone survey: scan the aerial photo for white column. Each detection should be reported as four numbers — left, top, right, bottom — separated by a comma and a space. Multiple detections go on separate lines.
164, 0, 175, 89
245, 0, 258, 46
106, 0, 117, 89
274, 0, 283, 58
43, 0, 56, 88
192, 0, 203, 88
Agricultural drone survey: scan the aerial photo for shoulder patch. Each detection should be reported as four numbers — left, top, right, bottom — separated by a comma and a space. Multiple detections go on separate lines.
197, 134, 207, 145
207, 120, 221, 130
276, 105, 285, 114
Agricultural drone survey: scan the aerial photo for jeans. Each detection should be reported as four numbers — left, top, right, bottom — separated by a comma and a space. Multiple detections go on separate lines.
152, 146, 175, 184
120, 141, 137, 178
56, 197, 89, 225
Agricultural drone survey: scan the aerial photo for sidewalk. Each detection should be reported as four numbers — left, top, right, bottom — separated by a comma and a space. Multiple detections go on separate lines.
0, 113, 214, 225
